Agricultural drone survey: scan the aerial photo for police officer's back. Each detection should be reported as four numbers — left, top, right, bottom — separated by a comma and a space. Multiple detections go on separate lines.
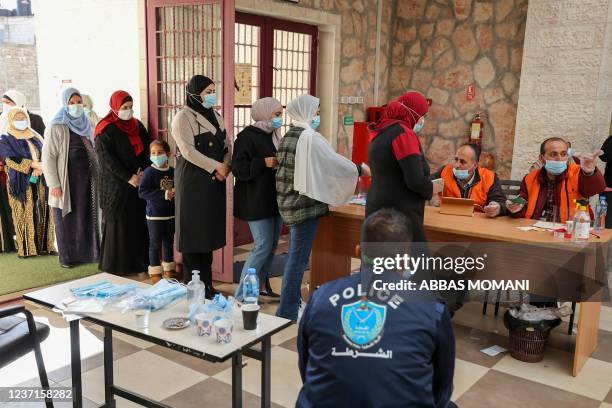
297, 209, 456, 408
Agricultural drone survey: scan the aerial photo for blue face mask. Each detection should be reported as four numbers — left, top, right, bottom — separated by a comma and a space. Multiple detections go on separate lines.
567, 148, 573, 158
545, 160, 567, 176
413, 117, 425, 134
269, 117, 283, 129
67, 104, 84, 118
453, 167, 470, 180
150, 154, 168, 167
310, 115, 321, 130
202, 93, 217, 109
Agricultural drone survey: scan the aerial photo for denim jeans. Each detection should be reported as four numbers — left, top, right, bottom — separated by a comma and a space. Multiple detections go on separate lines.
234, 216, 283, 301
276, 217, 319, 321
146, 218, 175, 266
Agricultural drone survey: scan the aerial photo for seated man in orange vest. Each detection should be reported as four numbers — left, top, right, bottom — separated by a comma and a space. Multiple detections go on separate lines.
507, 137, 605, 222
431, 143, 507, 217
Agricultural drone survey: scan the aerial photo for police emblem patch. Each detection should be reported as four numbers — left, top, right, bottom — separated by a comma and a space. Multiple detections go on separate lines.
341, 300, 387, 349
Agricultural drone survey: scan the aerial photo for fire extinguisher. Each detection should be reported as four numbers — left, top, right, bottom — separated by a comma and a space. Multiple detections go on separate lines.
469, 112, 485, 148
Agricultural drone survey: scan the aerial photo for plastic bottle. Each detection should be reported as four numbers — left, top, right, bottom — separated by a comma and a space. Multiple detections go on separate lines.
572, 200, 590, 242
187, 270, 205, 306
594, 196, 607, 233
243, 268, 260, 305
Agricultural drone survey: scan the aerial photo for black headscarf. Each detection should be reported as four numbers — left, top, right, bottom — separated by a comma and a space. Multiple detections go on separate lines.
186, 75, 220, 130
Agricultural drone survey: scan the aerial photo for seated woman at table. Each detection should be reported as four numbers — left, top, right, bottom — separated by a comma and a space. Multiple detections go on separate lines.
366, 91, 437, 242
430, 143, 507, 218
507, 137, 605, 222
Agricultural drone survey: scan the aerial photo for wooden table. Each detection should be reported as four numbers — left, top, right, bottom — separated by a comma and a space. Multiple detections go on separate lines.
24, 273, 292, 408
311, 205, 610, 376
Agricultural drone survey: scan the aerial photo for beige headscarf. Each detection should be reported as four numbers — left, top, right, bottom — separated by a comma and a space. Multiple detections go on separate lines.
82, 94, 101, 126
6, 107, 44, 160
251, 97, 283, 148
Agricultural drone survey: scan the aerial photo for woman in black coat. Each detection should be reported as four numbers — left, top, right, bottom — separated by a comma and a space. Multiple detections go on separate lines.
171, 75, 231, 294
233, 97, 284, 300
95, 90, 150, 275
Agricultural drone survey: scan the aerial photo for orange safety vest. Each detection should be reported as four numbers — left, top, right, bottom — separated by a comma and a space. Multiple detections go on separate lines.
524, 164, 583, 223
441, 165, 496, 208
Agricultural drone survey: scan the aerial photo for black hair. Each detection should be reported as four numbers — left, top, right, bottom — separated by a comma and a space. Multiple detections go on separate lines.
361, 208, 413, 243
540, 137, 568, 155
459, 143, 481, 162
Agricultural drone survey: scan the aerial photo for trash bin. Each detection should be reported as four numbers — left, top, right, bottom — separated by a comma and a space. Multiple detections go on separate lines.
504, 309, 561, 363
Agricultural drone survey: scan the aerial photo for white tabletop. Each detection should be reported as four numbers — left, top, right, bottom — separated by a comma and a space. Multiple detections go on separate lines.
24, 273, 292, 361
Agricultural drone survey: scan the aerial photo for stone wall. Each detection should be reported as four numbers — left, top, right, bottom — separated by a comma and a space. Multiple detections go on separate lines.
0, 44, 40, 112
388, 0, 528, 178
511, 0, 612, 179
268, 0, 395, 156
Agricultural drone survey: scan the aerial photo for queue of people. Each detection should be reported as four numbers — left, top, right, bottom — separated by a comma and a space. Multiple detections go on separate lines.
0, 83, 609, 320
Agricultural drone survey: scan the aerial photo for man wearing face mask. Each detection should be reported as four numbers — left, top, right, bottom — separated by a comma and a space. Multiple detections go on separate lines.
431, 143, 507, 217
507, 137, 605, 222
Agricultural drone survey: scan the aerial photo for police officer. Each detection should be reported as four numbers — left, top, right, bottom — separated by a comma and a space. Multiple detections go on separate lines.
297, 209, 456, 408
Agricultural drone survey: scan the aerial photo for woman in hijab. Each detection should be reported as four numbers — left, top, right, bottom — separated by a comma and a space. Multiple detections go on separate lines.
275, 94, 369, 321
95, 90, 150, 275
367, 91, 434, 242
1, 90, 45, 136
233, 97, 283, 300
82, 94, 101, 127
172, 75, 231, 294
0, 107, 54, 257
42, 87, 99, 268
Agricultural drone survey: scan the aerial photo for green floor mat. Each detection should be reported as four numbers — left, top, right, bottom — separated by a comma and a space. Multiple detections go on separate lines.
0, 253, 99, 296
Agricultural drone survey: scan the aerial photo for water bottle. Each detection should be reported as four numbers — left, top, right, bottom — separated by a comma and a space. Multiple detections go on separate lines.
243, 268, 260, 305
572, 200, 590, 242
594, 196, 607, 233
187, 270, 205, 306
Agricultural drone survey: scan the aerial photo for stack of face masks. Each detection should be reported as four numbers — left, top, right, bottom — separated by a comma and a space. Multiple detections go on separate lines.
71, 281, 138, 299
122, 279, 187, 312
188, 293, 234, 323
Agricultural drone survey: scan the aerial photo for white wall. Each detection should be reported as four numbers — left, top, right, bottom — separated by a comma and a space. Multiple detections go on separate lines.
0, 16, 35, 44
32, 0, 142, 125
512, 0, 612, 179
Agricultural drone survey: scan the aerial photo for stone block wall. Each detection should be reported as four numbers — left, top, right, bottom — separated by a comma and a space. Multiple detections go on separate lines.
270, 0, 396, 156
388, 0, 528, 178
511, 0, 612, 179
0, 43, 40, 112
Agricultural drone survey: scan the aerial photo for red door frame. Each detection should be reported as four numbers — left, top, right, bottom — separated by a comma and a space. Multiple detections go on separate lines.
233, 12, 319, 249
235, 11, 318, 98
145, 0, 235, 283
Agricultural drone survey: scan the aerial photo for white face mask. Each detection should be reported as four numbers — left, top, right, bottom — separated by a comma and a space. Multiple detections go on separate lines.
117, 109, 133, 121
13, 120, 28, 131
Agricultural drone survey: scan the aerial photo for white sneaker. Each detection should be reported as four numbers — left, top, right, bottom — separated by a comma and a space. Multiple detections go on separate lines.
297, 299, 307, 324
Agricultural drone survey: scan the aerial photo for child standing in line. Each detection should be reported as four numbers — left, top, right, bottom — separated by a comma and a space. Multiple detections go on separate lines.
138, 140, 176, 282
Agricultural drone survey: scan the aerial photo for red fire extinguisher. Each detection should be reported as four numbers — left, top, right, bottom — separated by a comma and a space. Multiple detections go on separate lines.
469, 112, 485, 148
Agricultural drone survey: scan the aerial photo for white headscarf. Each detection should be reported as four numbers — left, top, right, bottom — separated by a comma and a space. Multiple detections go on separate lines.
0, 90, 27, 135
288, 95, 358, 206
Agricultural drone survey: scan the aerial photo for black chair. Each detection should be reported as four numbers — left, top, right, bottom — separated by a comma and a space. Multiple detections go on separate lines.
499, 179, 522, 199
0, 305, 53, 408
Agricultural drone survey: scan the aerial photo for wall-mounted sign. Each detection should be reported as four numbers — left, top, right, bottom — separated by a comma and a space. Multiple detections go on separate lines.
343, 115, 354, 126
235, 64, 252, 105
467, 84, 476, 101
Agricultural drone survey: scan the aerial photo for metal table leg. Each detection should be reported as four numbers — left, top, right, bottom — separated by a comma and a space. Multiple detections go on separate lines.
103, 327, 116, 408
69, 320, 82, 408
232, 352, 243, 408
261, 336, 271, 408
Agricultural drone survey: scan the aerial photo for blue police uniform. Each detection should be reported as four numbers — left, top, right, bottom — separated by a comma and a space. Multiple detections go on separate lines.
297, 273, 455, 408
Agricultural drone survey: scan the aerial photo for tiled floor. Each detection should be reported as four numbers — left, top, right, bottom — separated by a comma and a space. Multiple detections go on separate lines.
1, 248, 612, 407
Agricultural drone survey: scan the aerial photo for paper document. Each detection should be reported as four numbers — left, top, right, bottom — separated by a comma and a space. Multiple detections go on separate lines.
480, 345, 507, 357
